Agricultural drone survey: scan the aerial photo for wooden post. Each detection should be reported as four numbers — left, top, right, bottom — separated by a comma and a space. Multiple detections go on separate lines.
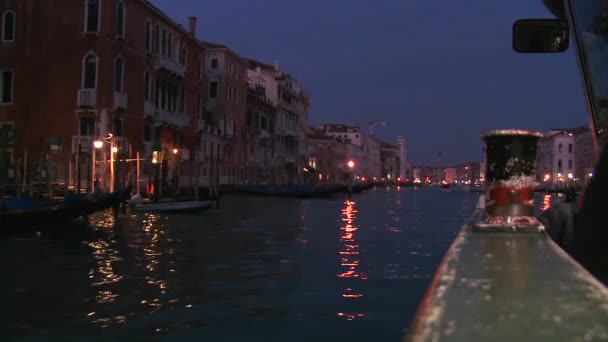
22, 148, 27, 195
136, 151, 140, 195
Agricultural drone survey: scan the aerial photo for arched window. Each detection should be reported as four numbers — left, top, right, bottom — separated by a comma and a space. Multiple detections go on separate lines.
144, 20, 151, 52
114, 57, 124, 92
2, 10, 15, 41
84, 0, 100, 33
179, 43, 187, 65
144, 69, 151, 101
82, 53, 98, 89
161, 28, 167, 55
116, 1, 125, 38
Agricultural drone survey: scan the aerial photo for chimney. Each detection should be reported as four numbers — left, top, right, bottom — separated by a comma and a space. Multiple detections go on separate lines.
188, 17, 197, 36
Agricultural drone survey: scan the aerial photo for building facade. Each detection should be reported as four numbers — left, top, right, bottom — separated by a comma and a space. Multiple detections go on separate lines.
381, 142, 400, 181
537, 129, 576, 187
0, 0, 312, 195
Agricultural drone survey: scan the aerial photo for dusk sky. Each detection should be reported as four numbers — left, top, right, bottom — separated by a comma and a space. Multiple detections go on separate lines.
152, 0, 588, 164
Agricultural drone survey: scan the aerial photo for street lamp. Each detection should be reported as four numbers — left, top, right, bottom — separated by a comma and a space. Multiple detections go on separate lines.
91, 140, 103, 192
347, 160, 355, 198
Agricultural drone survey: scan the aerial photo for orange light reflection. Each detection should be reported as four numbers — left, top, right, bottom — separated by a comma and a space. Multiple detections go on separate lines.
541, 194, 552, 212
337, 200, 366, 320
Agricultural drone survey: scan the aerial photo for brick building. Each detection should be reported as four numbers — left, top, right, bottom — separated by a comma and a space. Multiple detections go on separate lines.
0, 0, 210, 194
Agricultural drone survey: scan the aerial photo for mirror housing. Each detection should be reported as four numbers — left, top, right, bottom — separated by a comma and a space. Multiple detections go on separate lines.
513, 19, 569, 53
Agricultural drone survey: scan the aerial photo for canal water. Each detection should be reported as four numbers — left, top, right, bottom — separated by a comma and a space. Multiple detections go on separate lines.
0, 187, 481, 341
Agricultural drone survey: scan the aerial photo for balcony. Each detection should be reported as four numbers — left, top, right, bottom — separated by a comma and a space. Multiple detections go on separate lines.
113, 92, 128, 110
154, 109, 189, 128
77, 89, 96, 108
72, 136, 92, 153
155, 55, 186, 78
144, 101, 155, 119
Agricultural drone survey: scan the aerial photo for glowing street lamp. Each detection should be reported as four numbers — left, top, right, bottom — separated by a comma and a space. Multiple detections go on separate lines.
567, 173, 573, 180
173, 148, 179, 155
544, 174, 550, 182
347, 160, 355, 169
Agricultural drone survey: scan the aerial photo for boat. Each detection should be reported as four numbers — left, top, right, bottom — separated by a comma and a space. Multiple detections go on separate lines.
0, 188, 131, 232
238, 184, 338, 198
134, 201, 212, 214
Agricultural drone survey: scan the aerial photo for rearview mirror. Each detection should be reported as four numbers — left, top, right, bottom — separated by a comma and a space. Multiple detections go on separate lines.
513, 19, 569, 53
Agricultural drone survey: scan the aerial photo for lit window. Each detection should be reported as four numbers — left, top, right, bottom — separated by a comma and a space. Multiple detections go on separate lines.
85, 0, 100, 33
0, 70, 13, 104
2, 10, 15, 42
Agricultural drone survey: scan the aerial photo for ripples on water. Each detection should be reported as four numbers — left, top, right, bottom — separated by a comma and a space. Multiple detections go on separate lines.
0, 187, 480, 341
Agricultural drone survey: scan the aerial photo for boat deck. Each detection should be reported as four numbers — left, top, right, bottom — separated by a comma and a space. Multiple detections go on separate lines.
407, 209, 608, 341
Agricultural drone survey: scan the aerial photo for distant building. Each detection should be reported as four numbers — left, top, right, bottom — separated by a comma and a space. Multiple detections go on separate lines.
444, 167, 456, 184
537, 129, 577, 187
306, 131, 347, 183
381, 142, 400, 181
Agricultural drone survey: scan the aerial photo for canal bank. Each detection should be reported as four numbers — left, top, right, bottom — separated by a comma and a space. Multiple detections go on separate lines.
0, 187, 478, 341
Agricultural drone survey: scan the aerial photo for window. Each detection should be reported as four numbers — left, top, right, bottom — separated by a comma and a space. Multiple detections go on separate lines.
85, 0, 100, 33
211, 58, 218, 69
209, 81, 218, 98
2, 10, 15, 42
558, 143, 562, 153
198, 55, 204, 81
153, 24, 160, 54
113, 118, 122, 136
225, 83, 230, 100
260, 116, 267, 130
179, 43, 187, 65
79, 117, 95, 136
568, 143, 573, 153
568, 160, 573, 169
82, 54, 97, 89
168, 33, 173, 59
1, 70, 13, 104
144, 20, 151, 52
144, 125, 152, 142
161, 29, 167, 55
116, 2, 125, 38
114, 57, 124, 92
144, 70, 151, 101
558, 159, 562, 169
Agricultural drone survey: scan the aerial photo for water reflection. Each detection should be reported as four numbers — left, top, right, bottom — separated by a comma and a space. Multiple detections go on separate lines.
337, 200, 367, 320
85, 211, 177, 328
541, 194, 552, 212
86, 213, 125, 327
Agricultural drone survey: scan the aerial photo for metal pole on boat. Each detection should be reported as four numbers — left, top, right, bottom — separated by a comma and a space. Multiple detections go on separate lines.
136, 152, 140, 195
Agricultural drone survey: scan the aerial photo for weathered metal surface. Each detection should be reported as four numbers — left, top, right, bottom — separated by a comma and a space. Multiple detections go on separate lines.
407, 209, 608, 341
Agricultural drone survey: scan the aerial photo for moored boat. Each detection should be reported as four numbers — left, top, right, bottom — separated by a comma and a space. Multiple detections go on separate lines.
0, 188, 131, 232
134, 201, 211, 214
